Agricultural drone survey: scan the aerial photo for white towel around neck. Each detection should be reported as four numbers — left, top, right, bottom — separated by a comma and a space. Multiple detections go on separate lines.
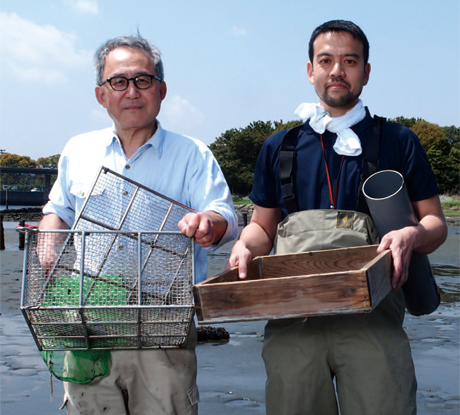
294, 100, 366, 156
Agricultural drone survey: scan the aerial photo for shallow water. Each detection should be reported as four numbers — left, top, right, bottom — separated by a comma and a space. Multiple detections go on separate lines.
434, 265, 460, 305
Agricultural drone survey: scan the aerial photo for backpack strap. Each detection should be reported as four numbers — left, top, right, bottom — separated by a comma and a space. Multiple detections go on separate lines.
279, 124, 305, 214
356, 115, 386, 214
279, 116, 386, 215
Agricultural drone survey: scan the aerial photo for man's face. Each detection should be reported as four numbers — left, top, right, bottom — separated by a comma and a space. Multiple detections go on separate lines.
95, 47, 167, 136
307, 31, 370, 117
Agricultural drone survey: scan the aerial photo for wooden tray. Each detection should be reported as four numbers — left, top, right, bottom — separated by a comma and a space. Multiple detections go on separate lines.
194, 245, 392, 324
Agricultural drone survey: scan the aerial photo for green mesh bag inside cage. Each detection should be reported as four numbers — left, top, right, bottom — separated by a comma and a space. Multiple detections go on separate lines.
40, 350, 112, 384
42, 274, 128, 307
39, 274, 126, 383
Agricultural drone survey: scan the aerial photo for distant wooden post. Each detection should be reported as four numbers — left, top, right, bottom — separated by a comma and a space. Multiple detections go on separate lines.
44, 172, 52, 203
242, 212, 248, 227
19, 220, 25, 250
241, 205, 249, 227
0, 215, 5, 250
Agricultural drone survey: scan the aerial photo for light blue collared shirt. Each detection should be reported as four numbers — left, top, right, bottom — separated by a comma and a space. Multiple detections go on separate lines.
44, 122, 238, 282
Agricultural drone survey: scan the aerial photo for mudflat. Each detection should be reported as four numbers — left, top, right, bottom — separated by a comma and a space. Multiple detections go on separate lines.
1, 224, 458, 415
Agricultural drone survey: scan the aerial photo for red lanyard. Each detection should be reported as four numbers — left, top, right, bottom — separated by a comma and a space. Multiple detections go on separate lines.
320, 135, 345, 209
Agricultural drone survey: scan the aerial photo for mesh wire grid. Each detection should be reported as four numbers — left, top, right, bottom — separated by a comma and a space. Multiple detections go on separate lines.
21, 167, 195, 350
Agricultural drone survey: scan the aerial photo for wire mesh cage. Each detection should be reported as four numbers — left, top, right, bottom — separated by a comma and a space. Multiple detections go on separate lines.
20, 167, 195, 351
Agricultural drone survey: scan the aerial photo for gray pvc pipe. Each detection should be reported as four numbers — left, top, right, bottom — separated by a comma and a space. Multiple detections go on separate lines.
363, 170, 440, 316
363, 170, 417, 234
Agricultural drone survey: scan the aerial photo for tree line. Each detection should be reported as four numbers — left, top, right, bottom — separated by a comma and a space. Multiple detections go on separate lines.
0, 154, 59, 191
1, 118, 458, 195
209, 117, 459, 196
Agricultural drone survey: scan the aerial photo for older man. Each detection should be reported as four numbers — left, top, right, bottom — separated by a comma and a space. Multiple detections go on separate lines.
40, 34, 237, 415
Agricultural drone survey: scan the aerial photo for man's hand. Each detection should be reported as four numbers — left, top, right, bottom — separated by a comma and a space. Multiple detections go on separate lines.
225, 205, 280, 280
178, 211, 227, 248
225, 239, 254, 279
37, 233, 62, 275
377, 194, 447, 291
38, 214, 70, 275
377, 227, 417, 291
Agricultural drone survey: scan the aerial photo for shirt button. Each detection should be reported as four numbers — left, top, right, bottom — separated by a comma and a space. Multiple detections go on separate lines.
126, 165, 131, 170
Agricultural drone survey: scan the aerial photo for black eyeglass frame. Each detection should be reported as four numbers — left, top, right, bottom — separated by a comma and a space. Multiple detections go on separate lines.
99, 74, 162, 91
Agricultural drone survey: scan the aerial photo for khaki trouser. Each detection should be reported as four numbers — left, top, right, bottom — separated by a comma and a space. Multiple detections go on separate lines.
262, 291, 417, 415
265, 209, 417, 414
62, 322, 198, 415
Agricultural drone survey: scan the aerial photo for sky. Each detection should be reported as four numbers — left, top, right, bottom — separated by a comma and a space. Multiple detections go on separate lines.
0, 0, 459, 160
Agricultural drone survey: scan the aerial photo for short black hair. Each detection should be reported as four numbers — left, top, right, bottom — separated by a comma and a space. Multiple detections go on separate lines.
308, 20, 370, 65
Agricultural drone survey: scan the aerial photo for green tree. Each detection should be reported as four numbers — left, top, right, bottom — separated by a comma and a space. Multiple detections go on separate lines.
273, 120, 303, 134
209, 120, 302, 195
410, 121, 459, 193
442, 125, 460, 146
37, 154, 60, 168
448, 142, 460, 193
0, 153, 38, 190
210, 121, 273, 195
388, 116, 423, 129
411, 120, 447, 151
0, 152, 59, 190
0, 153, 37, 168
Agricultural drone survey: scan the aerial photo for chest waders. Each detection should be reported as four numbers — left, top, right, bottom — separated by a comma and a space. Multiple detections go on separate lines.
275, 116, 440, 315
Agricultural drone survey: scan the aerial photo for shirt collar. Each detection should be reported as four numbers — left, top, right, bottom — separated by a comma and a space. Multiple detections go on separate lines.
105, 121, 166, 159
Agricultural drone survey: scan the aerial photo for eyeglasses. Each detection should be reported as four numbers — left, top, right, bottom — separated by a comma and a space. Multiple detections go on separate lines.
99, 74, 162, 91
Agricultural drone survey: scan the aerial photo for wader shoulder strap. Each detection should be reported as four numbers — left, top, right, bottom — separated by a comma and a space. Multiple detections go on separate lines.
279, 116, 386, 215
356, 115, 386, 214
279, 124, 305, 214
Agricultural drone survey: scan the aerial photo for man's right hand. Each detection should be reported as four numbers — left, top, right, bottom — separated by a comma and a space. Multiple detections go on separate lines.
37, 232, 67, 275
224, 205, 281, 280
225, 239, 254, 279
37, 239, 56, 275
38, 214, 70, 275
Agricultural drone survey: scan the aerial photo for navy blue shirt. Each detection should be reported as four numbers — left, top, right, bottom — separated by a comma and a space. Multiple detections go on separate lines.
250, 109, 440, 220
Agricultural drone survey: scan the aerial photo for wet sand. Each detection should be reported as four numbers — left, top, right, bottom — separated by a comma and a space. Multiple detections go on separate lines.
1, 223, 459, 415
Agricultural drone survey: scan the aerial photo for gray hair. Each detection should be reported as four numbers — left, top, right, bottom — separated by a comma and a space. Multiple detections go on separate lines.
94, 34, 164, 85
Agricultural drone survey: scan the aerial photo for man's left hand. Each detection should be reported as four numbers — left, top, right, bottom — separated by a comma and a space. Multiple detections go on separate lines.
376, 195, 448, 291
377, 226, 417, 291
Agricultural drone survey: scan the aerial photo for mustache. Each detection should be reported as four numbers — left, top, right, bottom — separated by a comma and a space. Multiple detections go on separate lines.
326, 78, 350, 88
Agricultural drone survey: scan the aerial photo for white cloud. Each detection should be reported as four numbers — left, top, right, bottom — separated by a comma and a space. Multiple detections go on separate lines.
64, 0, 99, 15
0, 12, 92, 84
231, 26, 247, 37
161, 95, 205, 132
